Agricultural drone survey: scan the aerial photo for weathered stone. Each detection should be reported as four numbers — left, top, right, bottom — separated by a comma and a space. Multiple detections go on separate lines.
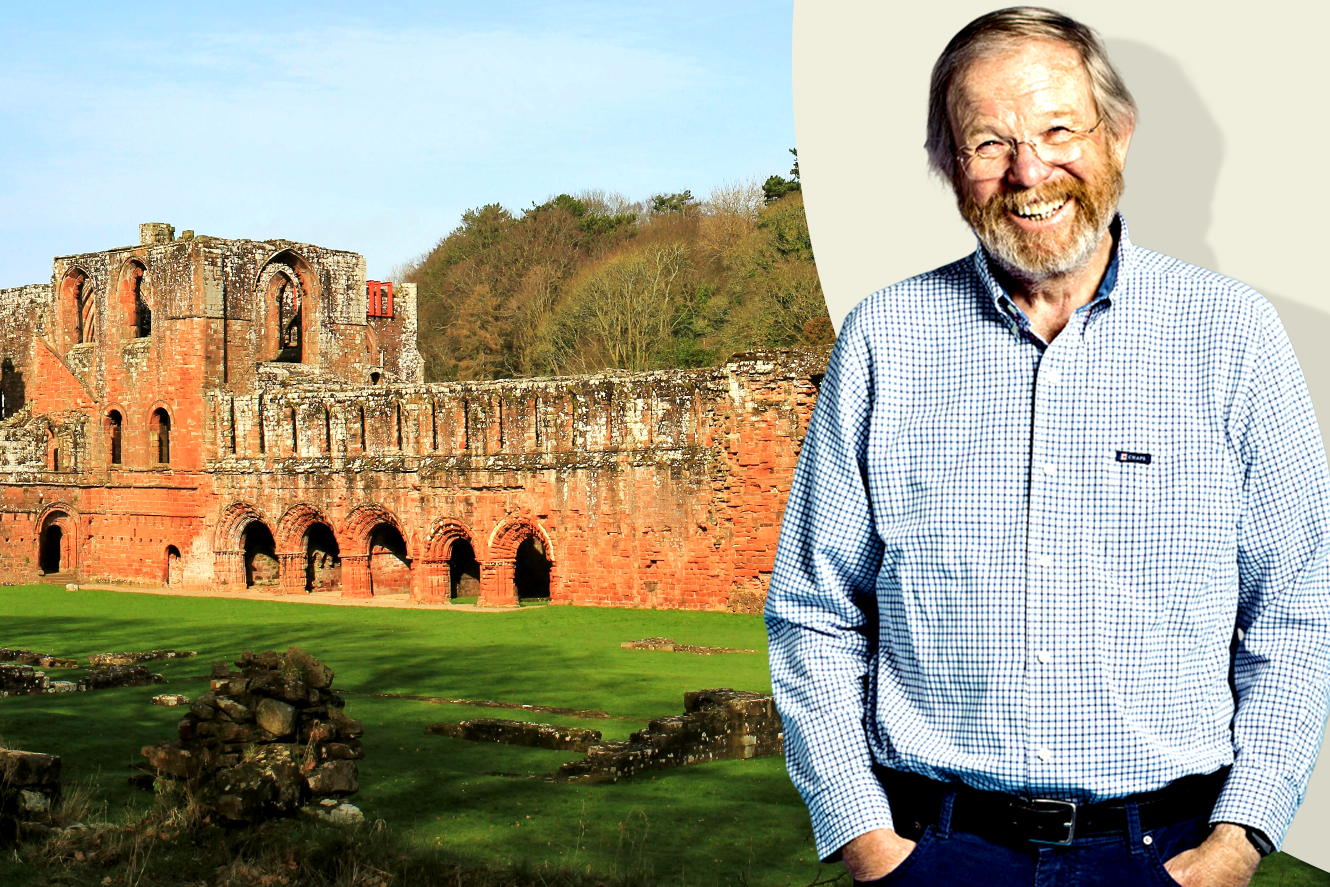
214, 696, 252, 722
77, 665, 165, 692
305, 760, 358, 796
0, 648, 79, 669
248, 672, 307, 705
426, 718, 602, 751
211, 745, 307, 823
88, 650, 197, 667
152, 694, 191, 707
558, 689, 783, 783
0, 664, 49, 696
321, 742, 363, 761
255, 698, 296, 737
141, 743, 199, 779
0, 749, 61, 785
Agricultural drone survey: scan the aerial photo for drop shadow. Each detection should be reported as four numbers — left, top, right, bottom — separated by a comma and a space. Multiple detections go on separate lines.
1107, 39, 1223, 270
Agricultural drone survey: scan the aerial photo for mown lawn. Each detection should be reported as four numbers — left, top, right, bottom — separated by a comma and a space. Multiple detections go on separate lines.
0, 584, 1325, 886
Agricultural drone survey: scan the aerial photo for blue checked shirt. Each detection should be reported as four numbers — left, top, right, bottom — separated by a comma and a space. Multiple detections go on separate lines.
766, 218, 1330, 860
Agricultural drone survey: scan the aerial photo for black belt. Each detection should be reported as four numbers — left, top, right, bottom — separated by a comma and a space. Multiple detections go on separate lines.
876, 765, 1227, 847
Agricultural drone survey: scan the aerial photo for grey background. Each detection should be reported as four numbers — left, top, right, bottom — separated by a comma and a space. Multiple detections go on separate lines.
793, 0, 1330, 868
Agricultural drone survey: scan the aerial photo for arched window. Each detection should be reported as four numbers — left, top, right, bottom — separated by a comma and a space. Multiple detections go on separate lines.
130, 263, 150, 338
150, 408, 171, 465
61, 269, 94, 346
107, 410, 123, 465
323, 408, 332, 454
289, 407, 298, 456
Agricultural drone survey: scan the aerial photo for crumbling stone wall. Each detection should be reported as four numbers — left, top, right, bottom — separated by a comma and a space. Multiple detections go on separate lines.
0, 224, 824, 611
141, 648, 361, 823
0, 748, 61, 843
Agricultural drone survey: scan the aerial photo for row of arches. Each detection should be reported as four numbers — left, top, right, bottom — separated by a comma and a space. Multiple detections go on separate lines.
213, 502, 552, 604
61, 260, 150, 349
105, 407, 171, 466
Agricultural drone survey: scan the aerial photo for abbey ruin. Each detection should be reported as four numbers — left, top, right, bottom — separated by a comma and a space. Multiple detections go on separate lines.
0, 225, 824, 609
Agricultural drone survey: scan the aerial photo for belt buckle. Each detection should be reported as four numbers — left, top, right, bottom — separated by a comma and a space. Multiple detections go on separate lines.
1027, 798, 1077, 845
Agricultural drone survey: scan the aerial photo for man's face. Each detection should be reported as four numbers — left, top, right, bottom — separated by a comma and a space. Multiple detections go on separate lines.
948, 40, 1131, 280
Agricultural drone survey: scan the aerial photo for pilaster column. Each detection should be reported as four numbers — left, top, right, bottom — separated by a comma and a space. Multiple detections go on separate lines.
277, 552, 305, 594
340, 555, 371, 598
478, 560, 517, 607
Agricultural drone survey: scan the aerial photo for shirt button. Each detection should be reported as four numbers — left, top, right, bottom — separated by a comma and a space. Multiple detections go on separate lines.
1045, 368, 1061, 384
1037, 747, 1052, 762
1037, 651, 1051, 664
1037, 555, 1052, 569
1042, 463, 1056, 476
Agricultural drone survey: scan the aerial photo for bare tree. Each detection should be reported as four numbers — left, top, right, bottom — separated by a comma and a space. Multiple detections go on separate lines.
578, 243, 691, 372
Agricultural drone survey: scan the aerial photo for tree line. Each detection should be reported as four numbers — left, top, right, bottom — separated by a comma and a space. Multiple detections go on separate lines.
398, 153, 834, 382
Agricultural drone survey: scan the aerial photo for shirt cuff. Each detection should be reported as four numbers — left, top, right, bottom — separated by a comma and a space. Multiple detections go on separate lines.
1210, 765, 1301, 849
805, 768, 895, 862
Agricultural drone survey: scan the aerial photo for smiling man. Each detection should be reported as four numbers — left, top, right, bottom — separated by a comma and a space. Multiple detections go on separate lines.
766, 7, 1330, 887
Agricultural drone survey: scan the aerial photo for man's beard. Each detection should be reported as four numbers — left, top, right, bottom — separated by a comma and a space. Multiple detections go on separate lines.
956, 163, 1124, 281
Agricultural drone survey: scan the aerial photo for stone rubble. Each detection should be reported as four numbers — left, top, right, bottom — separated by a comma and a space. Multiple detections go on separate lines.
151, 694, 192, 707
88, 650, 198, 666
0, 648, 79, 669
78, 665, 166, 692
620, 637, 757, 655
426, 718, 602, 752
0, 748, 61, 844
140, 647, 362, 824
558, 689, 783, 783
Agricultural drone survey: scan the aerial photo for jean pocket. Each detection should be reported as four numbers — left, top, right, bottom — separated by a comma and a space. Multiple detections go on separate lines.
852, 827, 936, 887
1145, 843, 1187, 887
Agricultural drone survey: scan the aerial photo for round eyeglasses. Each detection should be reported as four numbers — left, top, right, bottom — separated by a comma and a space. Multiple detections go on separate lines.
956, 119, 1103, 179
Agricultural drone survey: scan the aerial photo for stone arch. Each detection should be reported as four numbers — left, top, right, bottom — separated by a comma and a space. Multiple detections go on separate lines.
213, 501, 270, 589
482, 515, 555, 606
148, 403, 172, 465
256, 249, 319, 365
340, 503, 410, 598
165, 544, 183, 585
59, 266, 96, 349
116, 258, 150, 340
274, 503, 340, 594
420, 519, 479, 602
36, 504, 78, 578
105, 405, 126, 465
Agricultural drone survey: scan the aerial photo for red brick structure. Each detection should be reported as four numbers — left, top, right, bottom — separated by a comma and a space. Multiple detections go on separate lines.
0, 225, 826, 609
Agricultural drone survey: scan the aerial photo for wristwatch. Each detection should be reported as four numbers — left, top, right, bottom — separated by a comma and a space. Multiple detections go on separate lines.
1244, 827, 1276, 858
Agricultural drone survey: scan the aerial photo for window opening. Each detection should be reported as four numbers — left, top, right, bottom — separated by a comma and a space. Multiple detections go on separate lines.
150, 408, 170, 464
108, 410, 123, 465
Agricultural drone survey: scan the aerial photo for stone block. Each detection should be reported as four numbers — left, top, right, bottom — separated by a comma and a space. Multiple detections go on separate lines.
306, 760, 358, 796
255, 698, 296, 737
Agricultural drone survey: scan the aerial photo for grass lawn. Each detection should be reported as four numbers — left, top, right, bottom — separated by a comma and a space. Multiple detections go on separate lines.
0, 584, 1325, 886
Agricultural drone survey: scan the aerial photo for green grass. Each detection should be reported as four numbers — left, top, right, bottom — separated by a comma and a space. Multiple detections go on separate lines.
0, 584, 1324, 886
0, 584, 824, 886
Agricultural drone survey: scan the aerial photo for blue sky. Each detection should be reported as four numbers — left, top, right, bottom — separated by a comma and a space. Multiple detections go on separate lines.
0, 1, 795, 286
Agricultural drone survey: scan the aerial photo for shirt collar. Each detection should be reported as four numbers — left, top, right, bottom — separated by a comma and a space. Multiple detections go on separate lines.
973, 213, 1132, 340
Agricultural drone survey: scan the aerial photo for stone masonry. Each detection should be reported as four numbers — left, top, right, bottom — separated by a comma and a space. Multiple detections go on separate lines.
0, 224, 826, 609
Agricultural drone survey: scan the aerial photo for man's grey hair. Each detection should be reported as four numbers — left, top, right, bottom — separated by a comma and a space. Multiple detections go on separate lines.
925, 6, 1137, 181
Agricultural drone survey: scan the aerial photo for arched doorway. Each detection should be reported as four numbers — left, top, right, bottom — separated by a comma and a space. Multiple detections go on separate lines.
166, 545, 182, 585
305, 523, 341, 592
449, 538, 480, 600
514, 536, 551, 601
243, 522, 278, 588
39, 525, 64, 574
369, 524, 410, 595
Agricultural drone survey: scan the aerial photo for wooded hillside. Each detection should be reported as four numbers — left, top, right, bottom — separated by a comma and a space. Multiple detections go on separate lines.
400, 169, 834, 382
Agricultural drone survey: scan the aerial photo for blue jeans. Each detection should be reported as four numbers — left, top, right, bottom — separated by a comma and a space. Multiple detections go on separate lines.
854, 795, 1211, 887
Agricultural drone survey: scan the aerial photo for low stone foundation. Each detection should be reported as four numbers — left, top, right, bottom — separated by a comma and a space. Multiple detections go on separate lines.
426, 718, 602, 752
0, 749, 61, 844
0, 665, 77, 697
78, 665, 166, 692
559, 689, 783, 783
0, 648, 78, 669
88, 650, 198, 667
620, 638, 757, 655
141, 648, 362, 824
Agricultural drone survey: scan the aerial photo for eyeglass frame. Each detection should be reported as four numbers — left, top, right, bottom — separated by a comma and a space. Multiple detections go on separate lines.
955, 118, 1104, 178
